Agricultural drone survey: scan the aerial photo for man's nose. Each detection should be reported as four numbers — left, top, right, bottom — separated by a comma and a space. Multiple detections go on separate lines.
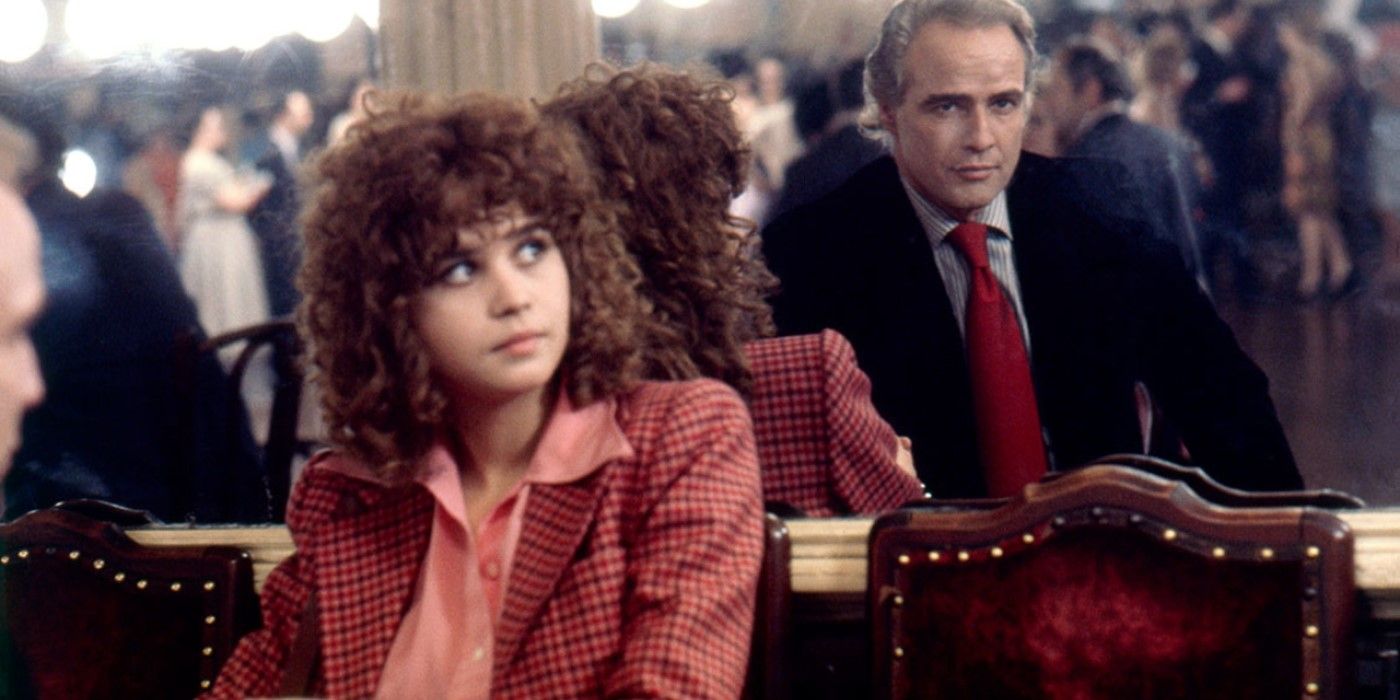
966, 107, 995, 151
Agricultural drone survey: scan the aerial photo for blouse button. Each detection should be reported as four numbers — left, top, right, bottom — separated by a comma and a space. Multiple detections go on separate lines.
482, 560, 500, 580
472, 646, 486, 662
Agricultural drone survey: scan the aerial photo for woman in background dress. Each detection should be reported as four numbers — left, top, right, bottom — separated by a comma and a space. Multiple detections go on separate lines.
176, 106, 271, 341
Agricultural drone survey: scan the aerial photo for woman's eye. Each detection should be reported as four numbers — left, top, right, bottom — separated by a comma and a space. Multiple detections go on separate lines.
438, 260, 476, 284
517, 236, 550, 264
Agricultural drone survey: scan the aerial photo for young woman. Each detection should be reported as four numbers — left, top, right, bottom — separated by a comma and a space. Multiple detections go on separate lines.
544, 65, 924, 516
207, 93, 763, 698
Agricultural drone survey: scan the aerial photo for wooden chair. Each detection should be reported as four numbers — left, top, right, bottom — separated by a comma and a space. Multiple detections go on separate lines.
869, 464, 1355, 699
744, 513, 793, 699
198, 318, 307, 521
0, 505, 260, 698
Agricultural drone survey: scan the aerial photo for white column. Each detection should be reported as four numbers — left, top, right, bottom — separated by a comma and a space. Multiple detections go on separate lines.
379, 0, 600, 99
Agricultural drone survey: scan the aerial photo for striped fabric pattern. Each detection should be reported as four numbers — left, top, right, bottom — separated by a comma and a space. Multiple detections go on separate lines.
746, 330, 926, 516
900, 179, 1033, 354
206, 379, 764, 699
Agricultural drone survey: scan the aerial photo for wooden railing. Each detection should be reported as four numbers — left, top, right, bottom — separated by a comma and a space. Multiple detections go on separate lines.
125, 510, 1400, 619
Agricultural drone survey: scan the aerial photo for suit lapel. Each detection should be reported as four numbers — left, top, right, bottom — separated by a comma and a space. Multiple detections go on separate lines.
493, 473, 607, 673
314, 483, 432, 696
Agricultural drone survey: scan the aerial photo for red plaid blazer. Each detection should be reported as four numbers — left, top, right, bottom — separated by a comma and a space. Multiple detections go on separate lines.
207, 379, 763, 699
745, 330, 926, 517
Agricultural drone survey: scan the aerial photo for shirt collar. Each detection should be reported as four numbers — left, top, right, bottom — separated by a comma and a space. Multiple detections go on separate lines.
269, 125, 299, 165
412, 390, 633, 524
1070, 101, 1128, 145
899, 174, 1013, 245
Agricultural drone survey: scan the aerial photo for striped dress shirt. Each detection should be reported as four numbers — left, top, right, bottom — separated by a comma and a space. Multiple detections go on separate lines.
899, 177, 1032, 354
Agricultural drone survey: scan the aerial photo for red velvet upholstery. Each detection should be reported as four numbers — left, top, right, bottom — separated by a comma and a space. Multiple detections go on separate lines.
0, 508, 258, 699
870, 465, 1355, 699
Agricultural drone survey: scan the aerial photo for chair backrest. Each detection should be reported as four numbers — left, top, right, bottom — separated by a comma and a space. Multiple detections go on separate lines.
0, 507, 259, 698
869, 465, 1355, 699
199, 318, 306, 521
744, 513, 793, 699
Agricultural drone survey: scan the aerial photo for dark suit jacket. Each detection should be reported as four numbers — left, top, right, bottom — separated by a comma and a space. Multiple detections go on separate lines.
762, 153, 1300, 497
248, 146, 302, 318
1066, 112, 1205, 287
771, 123, 884, 222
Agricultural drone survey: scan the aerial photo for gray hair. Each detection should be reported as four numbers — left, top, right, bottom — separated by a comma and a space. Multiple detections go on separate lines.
860, 0, 1038, 135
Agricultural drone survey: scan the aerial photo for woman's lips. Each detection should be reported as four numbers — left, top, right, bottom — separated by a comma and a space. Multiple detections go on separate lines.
494, 332, 544, 356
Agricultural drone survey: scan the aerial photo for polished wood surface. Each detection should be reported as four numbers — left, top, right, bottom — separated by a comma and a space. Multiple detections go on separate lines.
1220, 297, 1400, 504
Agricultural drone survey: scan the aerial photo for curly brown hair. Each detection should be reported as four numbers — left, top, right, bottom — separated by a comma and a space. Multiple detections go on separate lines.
299, 91, 649, 481
543, 63, 777, 396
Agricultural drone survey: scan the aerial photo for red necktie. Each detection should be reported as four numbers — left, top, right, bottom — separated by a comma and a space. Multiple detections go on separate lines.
945, 222, 1048, 497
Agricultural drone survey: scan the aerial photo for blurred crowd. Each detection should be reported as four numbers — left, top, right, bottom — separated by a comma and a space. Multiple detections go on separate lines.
0, 76, 373, 522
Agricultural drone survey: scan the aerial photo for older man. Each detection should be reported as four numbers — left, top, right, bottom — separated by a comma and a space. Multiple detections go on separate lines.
0, 184, 45, 477
762, 0, 1300, 496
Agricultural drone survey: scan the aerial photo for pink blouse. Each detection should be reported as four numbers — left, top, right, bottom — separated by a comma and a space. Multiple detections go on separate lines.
374, 392, 633, 698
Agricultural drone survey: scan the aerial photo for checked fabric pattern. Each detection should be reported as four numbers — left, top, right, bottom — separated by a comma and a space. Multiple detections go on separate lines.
205, 379, 764, 699
746, 330, 926, 516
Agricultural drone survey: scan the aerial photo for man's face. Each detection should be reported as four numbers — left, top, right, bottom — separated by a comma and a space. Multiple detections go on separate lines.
0, 188, 46, 477
1043, 61, 1092, 145
285, 92, 315, 136
881, 21, 1029, 220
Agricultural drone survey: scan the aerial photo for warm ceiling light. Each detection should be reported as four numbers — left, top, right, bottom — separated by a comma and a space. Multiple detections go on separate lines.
0, 0, 48, 63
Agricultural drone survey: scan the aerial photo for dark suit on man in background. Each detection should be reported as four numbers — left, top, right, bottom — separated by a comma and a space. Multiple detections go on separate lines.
1065, 112, 1206, 289
248, 145, 301, 318
762, 153, 1300, 497
248, 91, 314, 318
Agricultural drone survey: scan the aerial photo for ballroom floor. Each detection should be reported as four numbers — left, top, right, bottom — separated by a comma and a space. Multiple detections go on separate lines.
1219, 287, 1400, 506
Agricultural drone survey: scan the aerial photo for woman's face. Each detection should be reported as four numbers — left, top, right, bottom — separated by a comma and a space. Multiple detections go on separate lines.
412, 206, 571, 407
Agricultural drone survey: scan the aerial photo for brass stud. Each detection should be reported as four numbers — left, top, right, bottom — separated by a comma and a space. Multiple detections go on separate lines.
893, 595, 905, 607
1212, 547, 1226, 559
1305, 681, 1320, 695
114, 573, 126, 582
1022, 533, 1035, 544
1305, 625, 1319, 638
1306, 546, 1320, 559
894, 646, 905, 658
1163, 529, 1177, 542
202, 646, 213, 656
170, 582, 182, 592
200, 680, 211, 689
957, 550, 970, 562
928, 551, 941, 562
68, 550, 80, 560
898, 554, 911, 566
17, 549, 28, 559
93, 559, 105, 570
203, 581, 215, 591
990, 546, 1004, 558
205, 615, 217, 625
136, 579, 148, 589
